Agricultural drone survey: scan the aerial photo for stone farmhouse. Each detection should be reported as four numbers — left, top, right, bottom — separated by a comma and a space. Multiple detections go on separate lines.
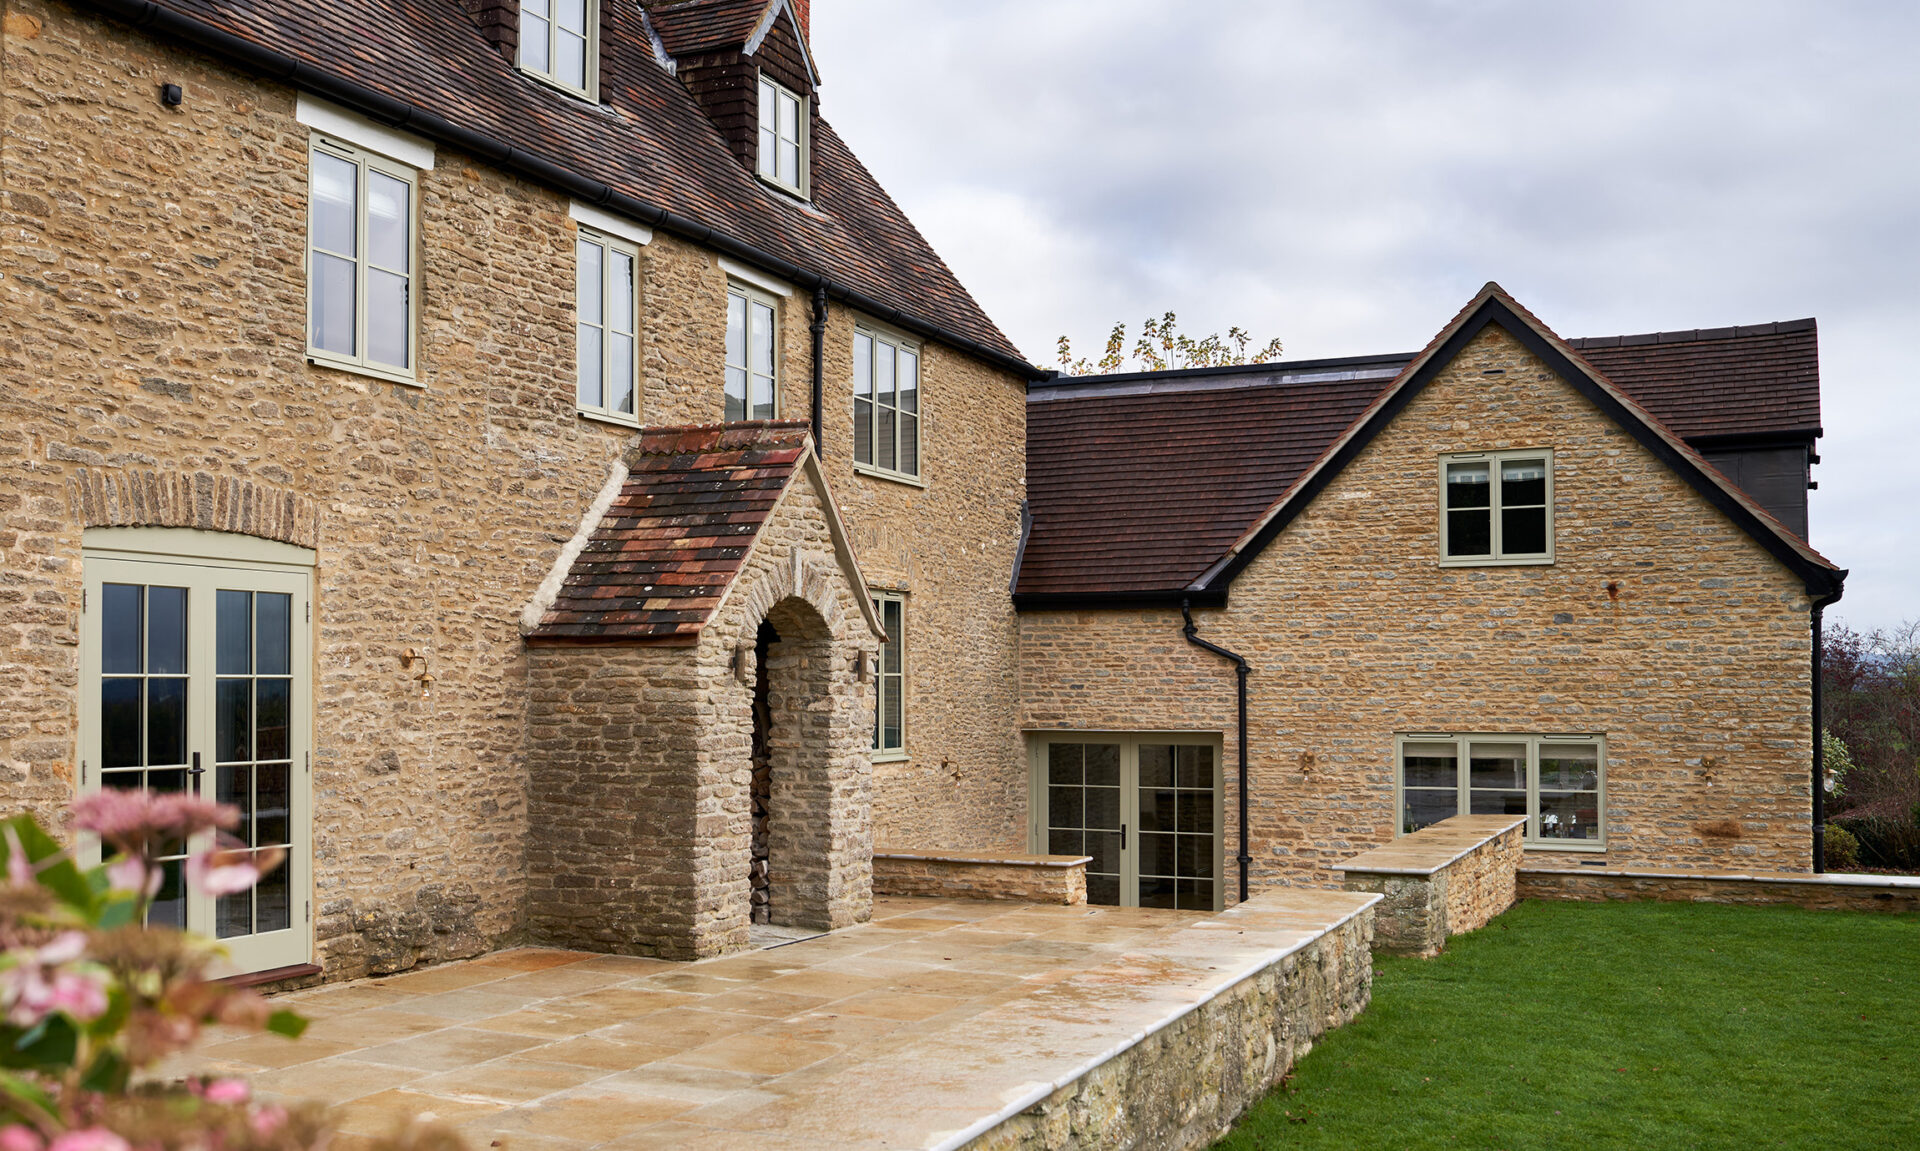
0, 0, 1843, 985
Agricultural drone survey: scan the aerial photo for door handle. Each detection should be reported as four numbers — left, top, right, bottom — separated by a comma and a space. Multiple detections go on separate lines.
189, 751, 205, 795
1121, 824, 1127, 849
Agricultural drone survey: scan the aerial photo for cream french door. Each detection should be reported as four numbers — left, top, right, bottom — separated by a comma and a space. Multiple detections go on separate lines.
1029, 734, 1224, 911
79, 533, 313, 975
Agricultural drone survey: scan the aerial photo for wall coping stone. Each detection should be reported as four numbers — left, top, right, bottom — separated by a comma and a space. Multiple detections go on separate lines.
1520, 866, 1920, 890
873, 848, 1092, 869
1334, 815, 1528, 876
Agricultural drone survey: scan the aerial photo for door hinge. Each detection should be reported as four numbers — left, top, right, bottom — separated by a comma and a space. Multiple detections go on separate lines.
305, 900, 311, 924
80, 760, 87, 786
82, 589, 87, 612
304, 751, 310, 775
305, 601, 311, 623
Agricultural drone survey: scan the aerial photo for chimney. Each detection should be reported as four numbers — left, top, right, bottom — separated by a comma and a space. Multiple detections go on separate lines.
791, 0, 810, 40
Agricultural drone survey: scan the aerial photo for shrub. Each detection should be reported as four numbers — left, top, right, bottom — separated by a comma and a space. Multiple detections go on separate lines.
1823, 822, 1860, 871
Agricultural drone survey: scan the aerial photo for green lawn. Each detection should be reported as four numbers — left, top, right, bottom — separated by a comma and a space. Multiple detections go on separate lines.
1217, 899, 1920, 1151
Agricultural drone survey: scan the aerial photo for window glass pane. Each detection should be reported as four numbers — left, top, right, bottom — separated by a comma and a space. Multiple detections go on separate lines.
899, 413, 918, 476
779, 90, 798, 143
1178, 789, 1213, 834
216, 889, 252, 939
523, 13, 549, 71
101, 679, 141, 769
256, 678, 290, 762
853, 333, 872, 397
1087, 874, 1120, 907
217, 590, 251, 675
1086, 830, 1120, 875
609, 250, 633, 334
1445, 462, 1490, 508
750, 301, 775, 376
724, 369, 747, 422
1138, 875, 1177, 909
881, 600, 901, 672
555, 0, 585, 33
1178, 834, 1212, 879
878, 407, 896, 471
727, 292, 747, 368
367, 172, 409, 272
1047, 743, 1082, 786
1539, 744, 1600, 791
759, 126, 777, 176
310, 152, 357, 254
257, 762, 290, 848
102, 584, 143, 674
758, 81, 776, 155
1085, 743, 1120, 787
146, 586, 186, 675
216, 679, 251, 764
1501, 459, 1547, 505
218, 763, 253, 846
311, 252, 356, 356
779, 140, 800, 185
1177, 745, 1213, 789
1048, 787, 1082, 830
256, 593, 291, 676
751, 374, 776, 421
1178, 879, 1214, 911
367, 270, 410, 368
610, 335, 635, 415
524, 0, 549, 16
1469, 789, 1528, 818
577, 239, 602, 323
1139, 831, 1175, 877
1402, 788, 1458, 833
1538, 791, 1601, 841
1138, 787, 1175, 833
577, 323, 603, 409
874, 341, 895, 407
557, 30, 586, 89
148, 859, 185, 930
1502, 506, 1547, 555
1085, 785, 1120, 831
146, 678, 186, 767
1138, 743, 1172, 788
854, 398, 873, 465
1447, 509, 1491, 557
899, 348, 918, 413
255, 853, 291, 933
1047, 828, 1083, 857
881, 677, 902, 749
1469, 743, 1527, 790
1401, 742, 1458, 788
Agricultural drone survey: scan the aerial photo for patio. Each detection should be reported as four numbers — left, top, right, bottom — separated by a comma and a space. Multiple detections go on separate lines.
180, 891, 1376, 1150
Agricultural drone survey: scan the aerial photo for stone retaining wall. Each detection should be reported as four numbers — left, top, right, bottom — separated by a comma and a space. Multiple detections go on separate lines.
959, 895, 1376, 1151
872, 849, 1089, 905
1335, 814, 1526, 956
1518, 867, 1920, 913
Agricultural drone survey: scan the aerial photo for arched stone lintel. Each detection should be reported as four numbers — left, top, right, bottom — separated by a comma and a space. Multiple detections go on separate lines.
66, 468, 320, 549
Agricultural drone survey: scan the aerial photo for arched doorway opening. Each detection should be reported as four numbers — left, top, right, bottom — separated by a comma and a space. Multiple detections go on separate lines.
749, 595, 838, 932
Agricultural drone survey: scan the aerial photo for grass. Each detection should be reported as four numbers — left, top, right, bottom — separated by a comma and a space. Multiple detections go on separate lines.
1216, 899, 1920, 1151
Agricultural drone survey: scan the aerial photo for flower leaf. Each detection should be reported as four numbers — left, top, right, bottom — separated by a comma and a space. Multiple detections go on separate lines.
266, 1009, 308, 1039
0, 1068, 60, 1122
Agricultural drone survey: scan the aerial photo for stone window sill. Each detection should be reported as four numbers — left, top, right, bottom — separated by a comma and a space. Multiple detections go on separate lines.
853, 463, 926, 490
308, 354, 419, 388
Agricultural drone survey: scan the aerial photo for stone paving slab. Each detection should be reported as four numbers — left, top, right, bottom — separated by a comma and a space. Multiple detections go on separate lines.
175, 891, 1375, 1149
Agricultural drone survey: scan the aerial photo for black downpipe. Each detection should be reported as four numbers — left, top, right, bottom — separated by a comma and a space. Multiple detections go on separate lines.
1812, 602, 1826, 872
1182, 599, 1251, 903
810, 286, 828, 454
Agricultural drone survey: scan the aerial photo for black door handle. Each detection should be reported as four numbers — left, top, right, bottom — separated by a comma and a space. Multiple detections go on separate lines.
1121, 824, 1127, 849
188, 751, 205, 795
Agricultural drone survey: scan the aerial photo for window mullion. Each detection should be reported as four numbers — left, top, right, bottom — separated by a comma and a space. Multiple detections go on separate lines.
355, 158, 370, 363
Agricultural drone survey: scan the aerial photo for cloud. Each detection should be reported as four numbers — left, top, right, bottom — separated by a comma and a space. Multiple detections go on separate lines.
814, 0, 1920, 630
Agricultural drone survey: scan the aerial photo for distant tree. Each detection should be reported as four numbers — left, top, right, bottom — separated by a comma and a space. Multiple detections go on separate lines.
1056, 312, 1283, 375
1823, 619, 1920, 822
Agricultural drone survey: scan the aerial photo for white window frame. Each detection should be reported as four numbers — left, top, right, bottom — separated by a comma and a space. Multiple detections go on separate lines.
853, 325, 925, 485
574, 226, 640, 427
517, 0, 599, 100
1439, 448, 1554, 566
871, 592, 907, 760
1025, 731, 1226, 911
306, 137, 419, 386
1394, 732, 1607, 851
725, 282, 781, 422
756, 74, 808, 196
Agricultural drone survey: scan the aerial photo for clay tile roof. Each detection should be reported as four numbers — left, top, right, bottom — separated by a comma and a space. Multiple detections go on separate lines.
649, 0, 770, 56
530, 421, 812, 643
1569, 320, 1820, 441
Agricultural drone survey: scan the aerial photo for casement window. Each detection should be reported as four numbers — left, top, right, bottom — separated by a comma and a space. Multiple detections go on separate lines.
1397, 733, 1604, 848
80, 528, 315, 975
519, 0, 596, 98
725, 283, 779, 421
872, 592, 905, 758
1440, 449, 1553, 564
1028, 734, 1223, 910
307, 138, 417, 383
853, 327, 921, 480
575, 228, 638, 424
757, 76, 806, 194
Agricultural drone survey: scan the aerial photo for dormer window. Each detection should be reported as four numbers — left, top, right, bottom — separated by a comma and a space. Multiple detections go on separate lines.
520, 0, 595, 98
757, 76, 806, 195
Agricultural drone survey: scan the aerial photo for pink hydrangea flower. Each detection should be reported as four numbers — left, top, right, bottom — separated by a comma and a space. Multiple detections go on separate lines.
1, 933, 109, 1027
0, 1125, 45, 1151
104, 857, 160, 899
201, 1078, 250, 1105
72, 791, 235, 848
249, 1105, 288, 1138
46, 1131, 128, 1151
186, 839, 283, 898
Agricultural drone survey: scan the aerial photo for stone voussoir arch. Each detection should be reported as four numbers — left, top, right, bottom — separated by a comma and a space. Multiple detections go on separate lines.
66, 468, 320, 549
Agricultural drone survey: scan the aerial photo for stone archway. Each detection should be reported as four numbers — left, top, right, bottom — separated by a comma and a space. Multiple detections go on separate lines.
752, 594, 841, 932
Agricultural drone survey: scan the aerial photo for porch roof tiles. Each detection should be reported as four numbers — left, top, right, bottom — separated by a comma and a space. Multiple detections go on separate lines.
528, 422, 811, 644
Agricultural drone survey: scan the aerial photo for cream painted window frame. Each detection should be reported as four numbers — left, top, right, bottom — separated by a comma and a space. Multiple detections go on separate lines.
1024, 731, 1227, 911
305, 136, 420, 387
574, 226, 641, 427
1438, 447, 1555, 567
871, 591, 907, 761
78, 527, 317, 976
1394, 732, 1607, 851
756, 74, 808, 198
725, 281, 781, 421
852, 323, 925, 486
517, 0, 600, 101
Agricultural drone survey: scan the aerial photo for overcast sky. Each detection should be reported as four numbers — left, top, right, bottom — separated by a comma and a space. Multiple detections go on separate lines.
812, 0, 1918, 635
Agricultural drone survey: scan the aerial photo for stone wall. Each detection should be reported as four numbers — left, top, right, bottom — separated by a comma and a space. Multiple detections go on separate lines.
1020, 323, 1819, 894
0, 0, 1021, 978
872, 849, 1088, 905
525, 467, 876, 959
1518, 866, 1920, 913
964, 893, 1376, 1151
1336, 814, 1525, 956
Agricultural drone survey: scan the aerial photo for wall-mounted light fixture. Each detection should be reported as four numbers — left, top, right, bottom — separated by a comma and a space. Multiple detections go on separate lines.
733, 646, 751, 683
1298, 750, 1316, 776
160, 83, 183, 107
401, 647, 435, 698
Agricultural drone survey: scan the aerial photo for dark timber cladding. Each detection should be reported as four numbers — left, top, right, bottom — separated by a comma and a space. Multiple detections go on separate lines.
1016, 291, 1836, 604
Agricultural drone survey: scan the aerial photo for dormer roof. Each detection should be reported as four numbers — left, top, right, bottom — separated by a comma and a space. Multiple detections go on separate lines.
650, 0, 819, 85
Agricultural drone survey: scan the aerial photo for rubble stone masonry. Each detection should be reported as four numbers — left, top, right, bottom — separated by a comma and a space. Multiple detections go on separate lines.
1021, 323, 1817, 894
0, 0, 1025, 976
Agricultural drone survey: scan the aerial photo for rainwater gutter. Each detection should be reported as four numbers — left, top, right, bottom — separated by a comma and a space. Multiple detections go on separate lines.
89, 0, 1047, 384
1182, 599, 1251, 903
